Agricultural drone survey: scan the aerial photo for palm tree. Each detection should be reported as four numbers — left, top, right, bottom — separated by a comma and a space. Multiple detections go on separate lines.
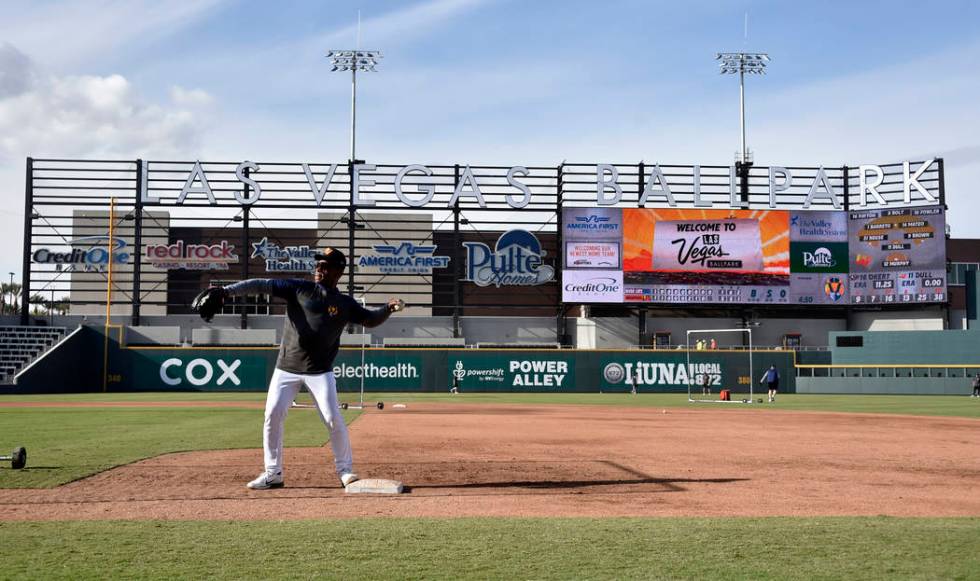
29, 294, 46, 316
1, 283, 20, 315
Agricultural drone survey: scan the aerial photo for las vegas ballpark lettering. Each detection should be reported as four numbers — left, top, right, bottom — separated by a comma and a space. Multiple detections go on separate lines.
139, 160, 939, 209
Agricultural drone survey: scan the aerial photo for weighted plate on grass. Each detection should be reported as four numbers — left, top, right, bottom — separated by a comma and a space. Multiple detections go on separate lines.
0, 446, 27, 469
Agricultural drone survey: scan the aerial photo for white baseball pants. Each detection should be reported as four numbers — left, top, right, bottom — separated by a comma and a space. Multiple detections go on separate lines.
262, 368, 352, 476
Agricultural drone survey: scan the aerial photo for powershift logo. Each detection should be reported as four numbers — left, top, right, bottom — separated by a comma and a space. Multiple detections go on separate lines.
463, 230, 554, 287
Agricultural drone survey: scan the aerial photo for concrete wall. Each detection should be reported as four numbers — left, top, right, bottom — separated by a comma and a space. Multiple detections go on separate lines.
846, 307, 946, 331
586, 315, 847, 348
829, 329, 980, 364
126, 326, 180, 345
797, 376, 973, 395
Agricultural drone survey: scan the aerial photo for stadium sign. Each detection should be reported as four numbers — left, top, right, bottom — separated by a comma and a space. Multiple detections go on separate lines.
250, 237, 315, 272
449, 354, 574, 390
358, 242, 450, 274
140, 159, 940, 209
562, 271, 623, 302
31, 236, 130, 271
145, 240, 238, 270
463, 229, 555, 287
159, 357, 242, 387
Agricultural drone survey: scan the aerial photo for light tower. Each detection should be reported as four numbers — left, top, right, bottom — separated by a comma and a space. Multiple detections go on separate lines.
327, 50, 383, 162
716, 52, 768, 204
715, 52, 769, 165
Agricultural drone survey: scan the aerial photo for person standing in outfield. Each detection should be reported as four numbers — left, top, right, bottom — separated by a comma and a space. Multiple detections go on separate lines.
760, 365, 780, 403
972, 372, 980, 398
193, 247, 403, 490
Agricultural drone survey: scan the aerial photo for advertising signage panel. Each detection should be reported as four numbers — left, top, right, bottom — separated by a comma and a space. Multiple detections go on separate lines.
848, 207, 946, 304
560, 206, 947, 307
621, 209, 790, 305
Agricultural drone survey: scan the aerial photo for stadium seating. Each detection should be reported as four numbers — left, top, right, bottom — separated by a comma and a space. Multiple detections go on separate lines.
0, 326, 67, 384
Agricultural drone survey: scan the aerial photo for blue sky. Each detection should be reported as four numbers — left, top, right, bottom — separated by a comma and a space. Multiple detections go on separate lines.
0, 0, 979, 278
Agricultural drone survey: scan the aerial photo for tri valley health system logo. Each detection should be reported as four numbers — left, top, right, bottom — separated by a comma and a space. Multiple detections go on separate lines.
358, 242, 450, 274
251, 237, 315, 272
463, 230, 554, 287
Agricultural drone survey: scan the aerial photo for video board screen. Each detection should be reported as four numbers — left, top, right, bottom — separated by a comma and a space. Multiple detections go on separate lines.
848, 207, 946, 304
560, 205, 947, 306
621, 209, 789, 304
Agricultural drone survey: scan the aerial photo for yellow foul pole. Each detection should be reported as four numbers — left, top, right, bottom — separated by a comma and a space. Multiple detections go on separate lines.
102, 197, 115, 392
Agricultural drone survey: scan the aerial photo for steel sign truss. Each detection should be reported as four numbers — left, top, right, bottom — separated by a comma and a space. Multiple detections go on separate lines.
21, 157, 943, 332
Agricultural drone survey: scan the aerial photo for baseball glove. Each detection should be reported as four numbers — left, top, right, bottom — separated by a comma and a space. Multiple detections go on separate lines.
192, 286, 227, 322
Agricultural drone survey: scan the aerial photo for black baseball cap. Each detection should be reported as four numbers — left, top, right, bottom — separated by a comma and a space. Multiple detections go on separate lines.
313, 247, 347, 269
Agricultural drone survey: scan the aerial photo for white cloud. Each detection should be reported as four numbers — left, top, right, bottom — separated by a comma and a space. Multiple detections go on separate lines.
0, 44, 209, 161
170, 86, 214, 107
314, 0, 493, 49
0, 0, 228, 70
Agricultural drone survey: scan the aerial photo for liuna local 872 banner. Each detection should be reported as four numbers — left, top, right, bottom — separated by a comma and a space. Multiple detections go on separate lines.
622, 209, 790, 304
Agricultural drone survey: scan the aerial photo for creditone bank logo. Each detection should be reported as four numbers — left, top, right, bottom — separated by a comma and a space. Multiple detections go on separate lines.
803, 247, 836, 268
562, 270, 624, 303
358, 242, 450, 274
463, 230, 554, 287
32, 236, 131, 271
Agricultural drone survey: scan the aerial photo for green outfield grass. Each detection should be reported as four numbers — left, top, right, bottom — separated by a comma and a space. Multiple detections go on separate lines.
2, 391, 979, 418
0, 517, 977, 580
0, 404, 360, 488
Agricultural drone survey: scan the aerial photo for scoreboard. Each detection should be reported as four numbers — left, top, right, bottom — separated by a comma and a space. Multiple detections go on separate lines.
561, 206, 947, 306
847, 207, 946, 304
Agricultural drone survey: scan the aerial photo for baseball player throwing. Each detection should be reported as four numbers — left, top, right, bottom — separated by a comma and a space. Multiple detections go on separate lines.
193, 247, 403, 490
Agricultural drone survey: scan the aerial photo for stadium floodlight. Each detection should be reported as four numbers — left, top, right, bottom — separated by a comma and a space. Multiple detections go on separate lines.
327, 49, 383, 162
716, 52, 769, 164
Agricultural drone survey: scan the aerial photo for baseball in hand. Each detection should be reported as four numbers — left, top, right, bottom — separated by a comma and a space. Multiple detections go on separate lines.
390, 298, 405, 312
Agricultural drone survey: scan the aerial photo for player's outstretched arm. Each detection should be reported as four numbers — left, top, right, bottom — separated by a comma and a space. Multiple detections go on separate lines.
355, 297, 405, 328
223, 278, 295, 297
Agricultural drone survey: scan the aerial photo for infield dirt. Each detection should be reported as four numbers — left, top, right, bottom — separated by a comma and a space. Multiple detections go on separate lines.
1, 403, 978, 521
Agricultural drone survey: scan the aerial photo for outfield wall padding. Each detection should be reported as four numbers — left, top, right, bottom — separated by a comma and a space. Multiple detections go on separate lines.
9, 328, 796, 394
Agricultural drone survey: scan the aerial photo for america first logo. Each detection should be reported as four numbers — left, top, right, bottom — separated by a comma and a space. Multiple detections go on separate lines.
358, 242, 450, 274
567, 215, 619, 233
